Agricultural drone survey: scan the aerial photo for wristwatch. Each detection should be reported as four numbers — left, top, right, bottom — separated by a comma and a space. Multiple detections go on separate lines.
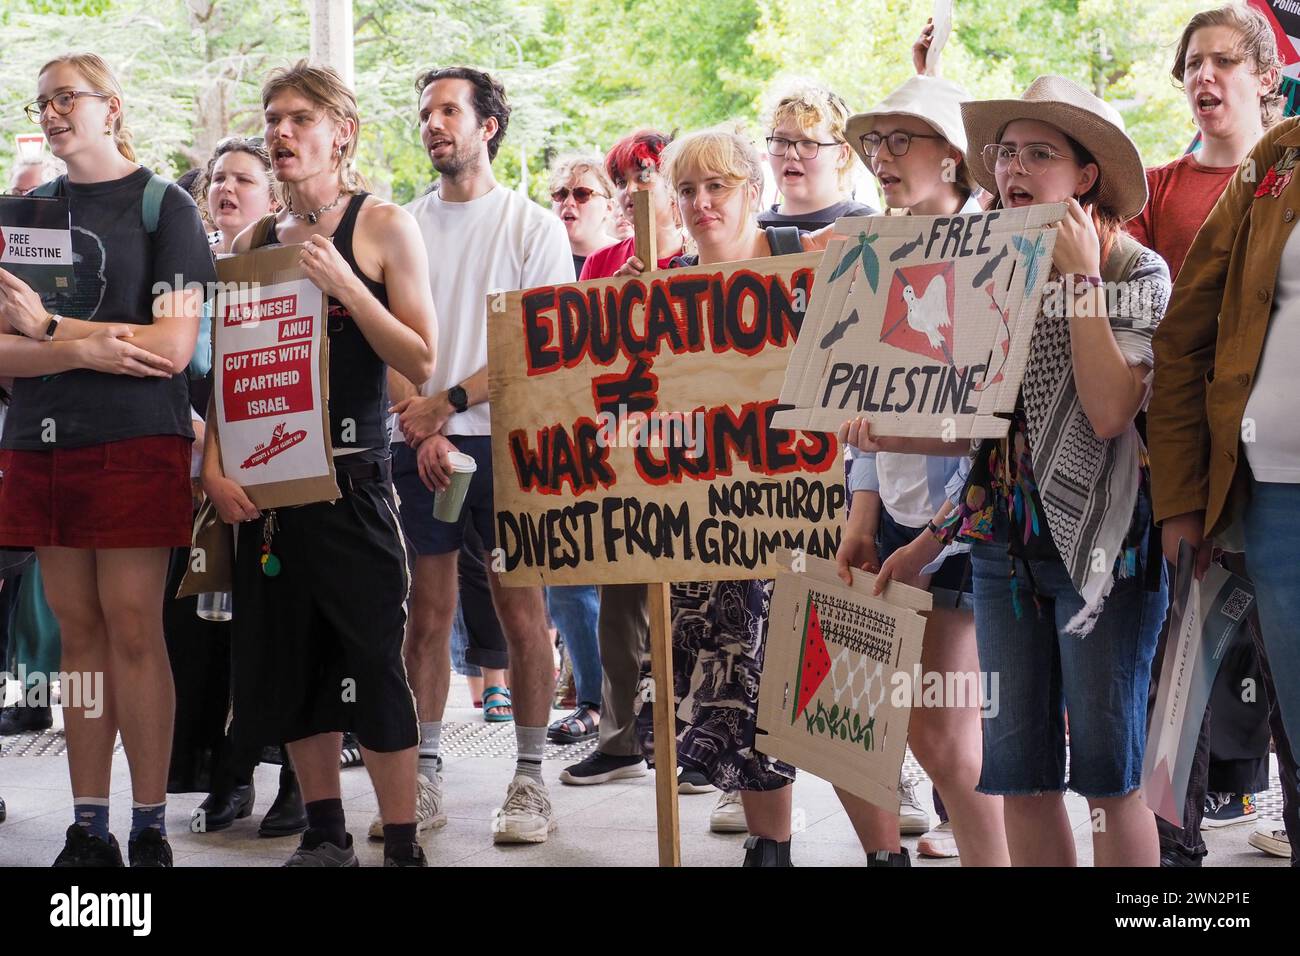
447, 384, 469, 414
43, 313, 63, 341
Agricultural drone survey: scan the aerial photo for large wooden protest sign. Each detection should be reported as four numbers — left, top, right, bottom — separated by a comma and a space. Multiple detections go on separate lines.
0, 195, 74, 295
212, 245, 339, 509
771, 205, 1065, 439
756, 552, 930, 812
486, 252, 845, 586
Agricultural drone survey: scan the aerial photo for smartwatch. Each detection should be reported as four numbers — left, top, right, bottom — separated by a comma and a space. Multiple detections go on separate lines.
43, 313, 63, 341
447, 384, 469, 414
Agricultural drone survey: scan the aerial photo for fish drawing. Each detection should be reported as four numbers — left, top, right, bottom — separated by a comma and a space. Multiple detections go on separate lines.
889, 232, 926, 262
818, 308, 860, 349
972, 244, 1009, 287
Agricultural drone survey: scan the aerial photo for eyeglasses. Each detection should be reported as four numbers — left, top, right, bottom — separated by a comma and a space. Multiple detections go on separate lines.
858, 130, 944, 159
551, 186, 608, 204
24, 90, 110, 124
982, 143, 1071, 176
765, 136, 841, 160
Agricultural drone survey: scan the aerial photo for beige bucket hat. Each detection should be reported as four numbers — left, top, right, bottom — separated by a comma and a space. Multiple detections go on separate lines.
846, 75, 971, 171
960, 74, 1147, 221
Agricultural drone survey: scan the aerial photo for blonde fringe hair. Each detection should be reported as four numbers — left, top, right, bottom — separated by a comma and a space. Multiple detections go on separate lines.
763, 81, 854, 189
261, 60, 369, 200
548, 153, 615, 198
39, 53, 135, 162
660, 126, 765, 210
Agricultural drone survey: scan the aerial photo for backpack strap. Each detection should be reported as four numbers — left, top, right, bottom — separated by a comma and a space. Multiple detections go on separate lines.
764, 225, 805, 256
141, 173, 169, 234
26, 175, 65, 199
249, 213, 278, 250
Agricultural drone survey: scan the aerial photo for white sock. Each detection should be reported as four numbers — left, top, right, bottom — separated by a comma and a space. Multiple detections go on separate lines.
418, 721, 442, 776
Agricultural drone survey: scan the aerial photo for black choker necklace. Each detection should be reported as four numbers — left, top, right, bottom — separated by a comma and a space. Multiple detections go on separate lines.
288, 191, 347, 224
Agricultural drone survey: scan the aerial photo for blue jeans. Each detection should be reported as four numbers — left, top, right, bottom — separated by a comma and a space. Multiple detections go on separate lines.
1243, 479, 1300, 771
546, 585, 602, 708
970, 540, 1167, 797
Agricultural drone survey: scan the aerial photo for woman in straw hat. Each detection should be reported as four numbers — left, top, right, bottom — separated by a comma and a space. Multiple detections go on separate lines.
835, 73, 1009, 867
847, 75, 1171, 866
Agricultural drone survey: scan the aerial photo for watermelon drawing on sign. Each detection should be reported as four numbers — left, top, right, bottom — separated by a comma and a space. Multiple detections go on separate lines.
791, 600, 832, 724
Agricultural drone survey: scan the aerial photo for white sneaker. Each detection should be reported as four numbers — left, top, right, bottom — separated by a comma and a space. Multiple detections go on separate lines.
917, 820, 959, 858
898, 778, 931, 835
492, 775, 557, 844
368, 772, 447, 841
1247, 822, 1290, 858
709, 791, 748, 833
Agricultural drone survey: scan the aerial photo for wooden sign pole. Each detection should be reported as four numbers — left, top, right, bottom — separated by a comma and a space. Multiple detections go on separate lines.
633, 187, 680, 868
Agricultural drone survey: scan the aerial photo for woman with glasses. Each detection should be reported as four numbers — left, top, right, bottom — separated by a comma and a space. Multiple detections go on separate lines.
548, 153, 617, 277
852, 76, 1170, 866
759, 83, 876, 232
832, 73, 1010, 867
0, 53, 214, 867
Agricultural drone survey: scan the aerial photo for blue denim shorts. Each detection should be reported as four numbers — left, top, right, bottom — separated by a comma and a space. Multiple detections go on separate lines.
969, 536, 1166, 798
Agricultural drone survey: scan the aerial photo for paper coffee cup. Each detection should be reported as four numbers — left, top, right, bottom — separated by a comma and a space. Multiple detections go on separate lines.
432, 451, 477, 523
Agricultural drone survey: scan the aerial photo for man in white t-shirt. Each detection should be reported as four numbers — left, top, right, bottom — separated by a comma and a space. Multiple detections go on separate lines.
383, 67, 575, 845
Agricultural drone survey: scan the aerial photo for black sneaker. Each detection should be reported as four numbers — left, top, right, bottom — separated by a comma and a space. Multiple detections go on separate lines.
1203, 792, 1257, 828
128, 828, 174, 867
340, 732, 364, 769
559, 751, 646, 786
53, 824, 125, 867
865, 847, 911, 867
677, 768, 716, 794
742, 836, 793, 866
0, 704, 53, 735
384, 843, 429, 867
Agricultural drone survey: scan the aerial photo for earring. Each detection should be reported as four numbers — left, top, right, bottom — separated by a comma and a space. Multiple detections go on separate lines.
104, 125, 113, 137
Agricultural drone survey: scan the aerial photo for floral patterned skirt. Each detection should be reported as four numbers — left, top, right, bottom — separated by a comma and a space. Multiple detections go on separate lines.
636, 578, 795, 792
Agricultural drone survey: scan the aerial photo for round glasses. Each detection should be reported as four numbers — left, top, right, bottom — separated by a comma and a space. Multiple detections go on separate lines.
25, 90, 110, 124
765, 136, 841, 160
551, 186, 608, 204
981, 143, 1070, 176
858, 130, 945, 159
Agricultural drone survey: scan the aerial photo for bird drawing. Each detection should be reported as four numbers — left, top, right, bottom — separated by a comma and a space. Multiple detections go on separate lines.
901, 274, 952, 364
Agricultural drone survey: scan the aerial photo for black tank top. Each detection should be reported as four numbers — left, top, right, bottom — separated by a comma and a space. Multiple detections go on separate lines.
264, 193, 389, 450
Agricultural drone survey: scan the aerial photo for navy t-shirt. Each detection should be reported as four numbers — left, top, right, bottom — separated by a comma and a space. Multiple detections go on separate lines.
3, 167, 216, 450
757, 198, 876, 232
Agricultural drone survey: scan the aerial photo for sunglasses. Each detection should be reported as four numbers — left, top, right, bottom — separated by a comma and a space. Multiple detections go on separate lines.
551, 186, 608, 204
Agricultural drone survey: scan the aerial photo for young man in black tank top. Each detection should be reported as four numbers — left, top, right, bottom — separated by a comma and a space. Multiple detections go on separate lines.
201, 62, 437, 867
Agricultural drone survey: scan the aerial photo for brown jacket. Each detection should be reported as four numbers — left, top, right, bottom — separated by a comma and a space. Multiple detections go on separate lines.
1150, 117, 1300, 536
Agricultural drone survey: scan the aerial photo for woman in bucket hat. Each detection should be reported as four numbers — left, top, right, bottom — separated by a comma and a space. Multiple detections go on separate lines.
849, 75, 1171, 865
836, 73, 1010, 867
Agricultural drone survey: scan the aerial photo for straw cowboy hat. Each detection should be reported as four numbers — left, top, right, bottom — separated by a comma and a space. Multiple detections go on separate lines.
846, 75, 971, 170
961, 74, 1147, 221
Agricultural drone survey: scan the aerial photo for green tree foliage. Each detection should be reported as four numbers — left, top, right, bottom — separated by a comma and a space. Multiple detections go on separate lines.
0, 0, 1228, 204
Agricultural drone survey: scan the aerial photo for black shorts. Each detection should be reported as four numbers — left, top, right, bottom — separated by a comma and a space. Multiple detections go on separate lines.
230, 454, 418, 753
392, 436, 496, 556
877, 507, 972, 608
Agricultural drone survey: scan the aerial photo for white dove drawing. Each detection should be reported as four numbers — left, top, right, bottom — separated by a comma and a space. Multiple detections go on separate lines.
901, 274, 951, 352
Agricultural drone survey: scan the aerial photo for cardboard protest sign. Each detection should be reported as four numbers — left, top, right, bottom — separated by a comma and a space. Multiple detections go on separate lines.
0, 195, 74, 295
770, 205, 1065, 439
925, 0, 954, 76
486, 253, 846, 586
1142, 542, 1256, 826
755, 551, 930, 813
212, 245, 339, 510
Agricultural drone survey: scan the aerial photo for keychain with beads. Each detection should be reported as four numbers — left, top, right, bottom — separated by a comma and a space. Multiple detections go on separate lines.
260, 509, 281, 577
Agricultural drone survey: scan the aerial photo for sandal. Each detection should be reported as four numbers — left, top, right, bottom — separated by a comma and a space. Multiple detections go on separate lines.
547, 703, 600, 744
483, 686, 514, 723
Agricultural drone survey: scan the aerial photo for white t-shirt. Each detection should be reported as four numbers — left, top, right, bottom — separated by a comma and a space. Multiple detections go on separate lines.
402, 183, 575, 437
1243, 220, 1300, 482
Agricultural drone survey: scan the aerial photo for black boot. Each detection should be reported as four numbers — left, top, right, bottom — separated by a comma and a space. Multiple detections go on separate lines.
742, 835, 793, 867
0, 704, 53, 735
259, 762, 307, 838
193, 783, 255, 833
865, 847, 911, 867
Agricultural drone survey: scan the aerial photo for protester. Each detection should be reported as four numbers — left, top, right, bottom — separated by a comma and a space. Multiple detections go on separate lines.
549, 152, 617, 276
618, 125, 823, 866
387, 66, 573, 845
1148, 53, 1300, 875
203, 60, 437, 867
835, 72, 1010, 867
759, 82, 876, 230
0, 52, 213, 867
1129, 2, 1295, 867
7, 156, 63, 196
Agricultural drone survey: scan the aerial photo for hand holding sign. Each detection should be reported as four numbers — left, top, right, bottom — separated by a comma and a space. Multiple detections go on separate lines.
297, 234, 359, 301
0, 266, 48, 338
202, 469, 261, 524
1050, 199, 1102, 278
